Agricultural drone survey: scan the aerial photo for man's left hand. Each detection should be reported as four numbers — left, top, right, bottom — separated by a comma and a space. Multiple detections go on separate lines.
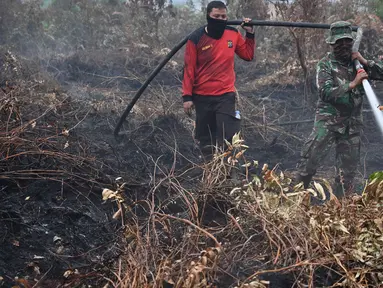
241, 18, 254, 34
352, 52, 368, 66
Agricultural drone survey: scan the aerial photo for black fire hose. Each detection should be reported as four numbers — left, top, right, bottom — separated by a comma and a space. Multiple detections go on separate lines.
113, 20, 359, 139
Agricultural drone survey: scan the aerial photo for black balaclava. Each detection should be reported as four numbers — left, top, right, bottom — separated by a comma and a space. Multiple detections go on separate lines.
206, 15, 227, 39
332, 39, 353, 65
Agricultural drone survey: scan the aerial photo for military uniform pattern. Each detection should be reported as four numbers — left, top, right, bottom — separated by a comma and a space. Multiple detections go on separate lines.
298, 52, 383, 195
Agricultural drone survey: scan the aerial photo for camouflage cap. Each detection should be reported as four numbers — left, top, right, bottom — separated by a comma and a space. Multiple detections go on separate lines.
326, 21, 354, 45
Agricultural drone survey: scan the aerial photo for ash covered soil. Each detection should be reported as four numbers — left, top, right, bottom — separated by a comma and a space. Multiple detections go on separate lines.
1, 67, 383, 287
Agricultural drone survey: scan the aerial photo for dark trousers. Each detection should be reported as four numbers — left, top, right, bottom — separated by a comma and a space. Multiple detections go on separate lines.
193, 92, 241, 157
297, 121, 361, 197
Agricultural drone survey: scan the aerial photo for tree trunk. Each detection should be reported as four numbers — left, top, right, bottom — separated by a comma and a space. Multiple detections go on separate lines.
290, 29, 311, 101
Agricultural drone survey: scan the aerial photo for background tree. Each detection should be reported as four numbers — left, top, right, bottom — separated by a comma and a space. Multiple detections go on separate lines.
125, 0, 175, 44
269, 0, 329, 100
226, 0, 268, 20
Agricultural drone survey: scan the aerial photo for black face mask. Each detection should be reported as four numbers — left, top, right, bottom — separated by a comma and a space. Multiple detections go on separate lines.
206, 15, 227, 39
333, 40, 353, 64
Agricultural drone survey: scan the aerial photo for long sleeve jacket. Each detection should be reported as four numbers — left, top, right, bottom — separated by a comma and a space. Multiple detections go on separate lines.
182, 26, 255, 102
315, 52, 383, 134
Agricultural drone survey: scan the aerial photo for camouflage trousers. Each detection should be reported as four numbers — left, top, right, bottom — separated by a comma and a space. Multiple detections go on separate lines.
297, 120, 361, 197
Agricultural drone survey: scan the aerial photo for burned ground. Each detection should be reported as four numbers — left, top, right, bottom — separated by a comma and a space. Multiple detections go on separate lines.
1, 13, 383, 287
1, 63, 383, 286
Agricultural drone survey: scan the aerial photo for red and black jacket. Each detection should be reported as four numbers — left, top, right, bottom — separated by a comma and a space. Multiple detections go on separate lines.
182, 26, 255, 102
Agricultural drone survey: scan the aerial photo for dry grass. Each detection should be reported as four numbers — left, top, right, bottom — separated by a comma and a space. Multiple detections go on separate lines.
2, 45, 382, 288
101, 133, 383, 288
0, 52, 105, 189
2, 6, 383, 286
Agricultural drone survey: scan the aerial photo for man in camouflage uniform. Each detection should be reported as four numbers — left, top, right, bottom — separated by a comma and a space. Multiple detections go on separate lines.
296, 21, 383, 197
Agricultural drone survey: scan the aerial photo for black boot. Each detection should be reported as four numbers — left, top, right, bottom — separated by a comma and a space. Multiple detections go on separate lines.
296, 174, 313, 189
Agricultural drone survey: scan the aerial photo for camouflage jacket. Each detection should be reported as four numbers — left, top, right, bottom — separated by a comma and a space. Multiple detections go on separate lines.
315, 52, 383, 134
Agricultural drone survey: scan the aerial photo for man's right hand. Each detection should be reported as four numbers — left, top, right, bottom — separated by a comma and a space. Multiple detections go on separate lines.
349, 69, 368, 90
183, 101, 194, 116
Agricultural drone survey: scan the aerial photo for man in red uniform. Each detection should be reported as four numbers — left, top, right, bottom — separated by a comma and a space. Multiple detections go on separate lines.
182, 0, 255, 159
